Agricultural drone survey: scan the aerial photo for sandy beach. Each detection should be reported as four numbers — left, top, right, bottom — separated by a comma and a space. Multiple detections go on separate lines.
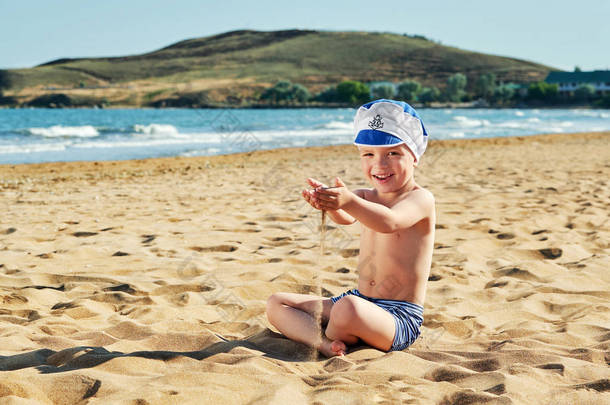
0, 131, 608, 404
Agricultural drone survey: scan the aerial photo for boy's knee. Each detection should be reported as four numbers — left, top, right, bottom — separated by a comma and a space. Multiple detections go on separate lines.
329, 296, 361, 327
266, 293, 282, 316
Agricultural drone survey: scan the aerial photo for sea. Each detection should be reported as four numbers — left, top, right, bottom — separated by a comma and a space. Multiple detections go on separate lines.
0, 108, 608, 165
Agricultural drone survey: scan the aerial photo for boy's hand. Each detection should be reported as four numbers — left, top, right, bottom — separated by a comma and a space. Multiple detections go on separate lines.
313, 177, 354, 210
302, 177, 328, 211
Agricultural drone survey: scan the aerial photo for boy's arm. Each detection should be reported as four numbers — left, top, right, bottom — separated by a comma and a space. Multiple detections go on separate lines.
315, 178, 434, 233
324, 208, 356, 225
302, 178, 362, 225
323, 189, 366, 225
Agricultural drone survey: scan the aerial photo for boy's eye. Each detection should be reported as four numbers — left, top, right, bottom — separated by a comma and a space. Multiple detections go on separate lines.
388, 151, 400, 156
362, 153, 373, 157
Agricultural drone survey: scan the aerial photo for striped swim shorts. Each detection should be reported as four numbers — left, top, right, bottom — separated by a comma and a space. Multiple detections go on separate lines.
330, 288, 424, 351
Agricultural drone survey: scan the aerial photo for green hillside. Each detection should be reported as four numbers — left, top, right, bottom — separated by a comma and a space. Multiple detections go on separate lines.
1, 29, 556, 107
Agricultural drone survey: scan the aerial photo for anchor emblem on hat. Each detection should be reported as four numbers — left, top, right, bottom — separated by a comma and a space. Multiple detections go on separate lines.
368, 114, 384, 130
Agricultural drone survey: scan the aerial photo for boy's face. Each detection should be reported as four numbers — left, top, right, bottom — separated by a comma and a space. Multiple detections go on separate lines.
358, 144, 417, 193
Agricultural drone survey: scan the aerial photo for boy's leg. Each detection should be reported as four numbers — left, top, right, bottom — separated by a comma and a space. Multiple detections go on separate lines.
325, 295, 396, 352
266, 292, 346, 356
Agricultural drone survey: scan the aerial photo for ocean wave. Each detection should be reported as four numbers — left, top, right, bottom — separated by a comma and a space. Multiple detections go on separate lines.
498, 120, 538, 129
0, 142, 69, 154
452, 116, 490, 128
74, 137, 219, 149
133, 124, 179, 136
316, 121, 353, 130
448, 132, 465, 138
28, 125, 99, 138
572, 110, 610, 118
180, 148, 221, 157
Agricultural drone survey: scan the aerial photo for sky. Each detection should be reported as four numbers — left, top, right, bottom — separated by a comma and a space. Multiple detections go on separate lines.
1, 0, 608, 71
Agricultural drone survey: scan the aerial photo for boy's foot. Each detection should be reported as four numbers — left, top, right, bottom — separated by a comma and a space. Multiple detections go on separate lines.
318, 339, 347, 357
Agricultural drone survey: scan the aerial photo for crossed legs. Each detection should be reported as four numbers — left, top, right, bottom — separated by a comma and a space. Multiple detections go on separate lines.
266, 292, 396, 357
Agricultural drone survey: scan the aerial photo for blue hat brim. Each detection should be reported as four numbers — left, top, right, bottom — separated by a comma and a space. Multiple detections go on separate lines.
354, 130, 404, 146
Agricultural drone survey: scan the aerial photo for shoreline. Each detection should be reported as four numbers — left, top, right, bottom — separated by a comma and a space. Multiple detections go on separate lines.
1, 131, 608, 174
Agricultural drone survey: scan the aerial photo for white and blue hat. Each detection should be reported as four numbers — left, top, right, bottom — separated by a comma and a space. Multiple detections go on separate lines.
354, 99, 428, 162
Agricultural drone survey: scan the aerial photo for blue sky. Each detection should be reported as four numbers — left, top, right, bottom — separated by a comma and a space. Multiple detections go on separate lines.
1, 0, 608, 71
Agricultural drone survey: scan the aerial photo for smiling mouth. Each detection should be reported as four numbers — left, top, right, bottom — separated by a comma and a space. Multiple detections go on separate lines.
373, 174, 393, 180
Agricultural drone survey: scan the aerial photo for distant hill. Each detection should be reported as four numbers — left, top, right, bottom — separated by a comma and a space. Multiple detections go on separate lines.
1, 29, 557, 107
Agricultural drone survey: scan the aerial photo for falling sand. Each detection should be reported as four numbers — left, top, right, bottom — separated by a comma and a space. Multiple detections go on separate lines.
320, 210, 326, 256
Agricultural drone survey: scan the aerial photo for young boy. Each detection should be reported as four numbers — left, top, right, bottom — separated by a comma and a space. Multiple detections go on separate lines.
266, 99, 435, 357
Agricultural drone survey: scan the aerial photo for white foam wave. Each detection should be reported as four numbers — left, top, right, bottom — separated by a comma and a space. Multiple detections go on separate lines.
133, 124, 179, 136
573, 110, 610, 118
28, 125, 99, 138
449, 132, 465, 138
180, 148, 221, 157
68, 127, 352, 151
515, 111, 525, 116
452, 116, 490, 128
318, 121, 353, 130
75, 137, 219, 149
0, 142, 69, 154
498, 120, 535, 129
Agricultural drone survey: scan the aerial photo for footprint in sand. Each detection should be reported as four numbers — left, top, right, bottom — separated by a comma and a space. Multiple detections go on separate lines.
72, 231, 98, 237
21, 284, 65, 292
141, 234, 156, 244
102, 284, 137, 295
2, 227, 17, 235
262, 215, 299, 222
536, 363, 564, 375
335, 267, 350, 273
263, 236, 292, 247
112, 251, 130, 256
214, 227, 261, 233
458, 358, 501, 372
538, 248, 562, 259
189, 245, 238, 253
339, 248, 359, 258
492, 266, 545, 282
470, 218, 491, 224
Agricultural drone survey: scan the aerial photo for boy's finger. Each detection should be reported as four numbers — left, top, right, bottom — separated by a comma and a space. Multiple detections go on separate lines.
316, 188, 339, 196
314, 193, 335, 202
318, 201, 337, 210
307, 178, 326, 188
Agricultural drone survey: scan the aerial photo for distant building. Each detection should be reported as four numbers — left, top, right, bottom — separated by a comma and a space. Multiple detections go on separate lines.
545, 70, 610, 95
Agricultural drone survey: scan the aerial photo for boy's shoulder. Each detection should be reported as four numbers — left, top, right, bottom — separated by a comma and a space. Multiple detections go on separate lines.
398, 186, 435, 214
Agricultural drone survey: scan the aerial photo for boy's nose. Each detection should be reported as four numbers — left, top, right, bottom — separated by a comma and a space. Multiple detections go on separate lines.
373, 157, 388, 167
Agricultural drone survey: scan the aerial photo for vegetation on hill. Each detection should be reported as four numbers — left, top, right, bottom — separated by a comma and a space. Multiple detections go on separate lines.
0, 29, 557, 108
